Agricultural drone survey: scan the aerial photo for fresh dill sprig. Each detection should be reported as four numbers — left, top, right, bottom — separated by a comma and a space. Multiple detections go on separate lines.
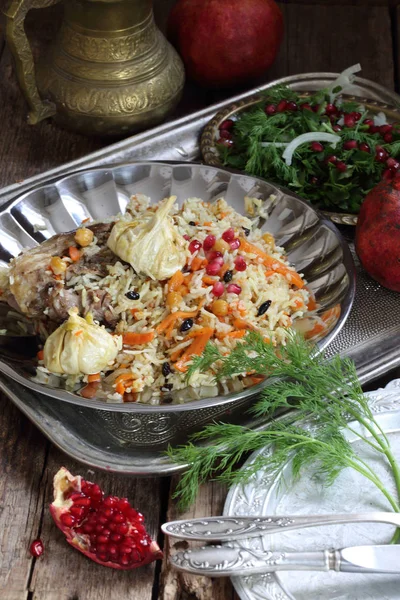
168, 333, 400, 543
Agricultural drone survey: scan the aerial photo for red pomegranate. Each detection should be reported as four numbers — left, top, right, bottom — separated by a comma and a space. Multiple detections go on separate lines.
355, 177, 400, 292
168, 0, 284, 87
50, 467, 163, 569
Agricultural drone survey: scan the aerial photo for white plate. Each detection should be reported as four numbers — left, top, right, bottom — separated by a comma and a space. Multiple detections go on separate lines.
223, 379, 400, 600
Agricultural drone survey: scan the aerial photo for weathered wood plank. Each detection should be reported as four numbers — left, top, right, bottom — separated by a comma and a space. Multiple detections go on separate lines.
0, 396, 49, 600
160, 478, 240, 600
268, 3, 395, 89
28, 449, 162, 600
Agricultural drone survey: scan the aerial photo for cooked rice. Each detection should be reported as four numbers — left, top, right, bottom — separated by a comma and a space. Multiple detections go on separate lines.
30, 194, 312, 404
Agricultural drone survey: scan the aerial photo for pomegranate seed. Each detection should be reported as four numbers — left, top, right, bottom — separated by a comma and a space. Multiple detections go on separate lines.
234, 256, 247, 271
207, 250, 223, 262
364, 118, 374, 126
112, 513, 125, 524
380, 124, 393, 134
222, 228, 235, 242
387, 157, 400, 170
189, 239, 201, 254
212, 281, 224, 297
82, 523, 94, 533
98, 515, 108, 524
286, 101, 298, 112
353, 112, 362, 121
102, 508, 114, 518
97, 553, 109, 562
383, 168, 394, 181
277, 99, 288, 112
219, 119, 234, 131
227, 283, 241, 295
344, 114, 355, 128
375, 146, 389, 163
301, 103, 312, 111
326, 155, 337, 165
97, 543, 108, 554
329, 115, 337, 125
117, 523, 129, 535
336, 161, 347, 173
203, 235, 216, 251
311, 142, 323, 152
359, 143, 370, 153
183, 234, 190, 241
97, 534, 110, 543
29, 539, 44, 558
108, 544, 118, 556
110, 533, 123, 542
72, 496, 91, 507
90, 484, 103, 499
265, 104, 276, 115
369, 125, 379, 134
117, 499, 130, 512
70, 506, 85, 518
325, 103, 337, 115
216, 138, 233, 148
206, 260, 223, 276
229, 239, 241, 251
343, 140, 358, 150
312, 104, 320, 113
384, 133, 393, 143
219, 129, 231, 140
332, 125, 342, 132
60, 513, 75, 527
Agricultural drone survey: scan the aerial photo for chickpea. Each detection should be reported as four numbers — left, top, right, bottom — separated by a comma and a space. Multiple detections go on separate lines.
211, 299, 228, 317
262, 232, 275, 247
214, 238, 230, 253
74, 227, 94, 247
166, 291, 183, 309
50, 256, 67, 276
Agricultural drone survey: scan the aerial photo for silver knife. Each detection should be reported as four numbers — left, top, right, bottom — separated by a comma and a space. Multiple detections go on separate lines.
171, 544, 400, 577
162, 512, 400, 542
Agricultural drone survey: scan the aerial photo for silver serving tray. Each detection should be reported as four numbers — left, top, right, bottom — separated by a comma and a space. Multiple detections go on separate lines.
0, 72, 399, 475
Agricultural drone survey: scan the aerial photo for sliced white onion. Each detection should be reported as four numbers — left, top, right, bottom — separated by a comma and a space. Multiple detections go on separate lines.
260, 142, 289, 147
374, 111, 388, 126
282, 133, 341, 166
328, 63, 362, 103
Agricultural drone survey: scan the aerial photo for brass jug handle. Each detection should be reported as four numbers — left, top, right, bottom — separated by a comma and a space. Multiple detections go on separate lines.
4, 0, 61, 125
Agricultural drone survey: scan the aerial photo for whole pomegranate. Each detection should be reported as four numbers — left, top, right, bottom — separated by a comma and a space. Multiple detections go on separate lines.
168, 0, 284, 87
50, 467, 162, 569
355, 177, 400, 292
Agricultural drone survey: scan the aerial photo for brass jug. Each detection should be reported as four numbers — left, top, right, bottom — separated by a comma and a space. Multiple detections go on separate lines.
4, 0, 185, 135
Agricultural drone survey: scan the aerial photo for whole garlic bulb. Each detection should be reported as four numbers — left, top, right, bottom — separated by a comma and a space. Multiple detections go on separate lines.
107, 196, 187, 280
43, 309, 122, 375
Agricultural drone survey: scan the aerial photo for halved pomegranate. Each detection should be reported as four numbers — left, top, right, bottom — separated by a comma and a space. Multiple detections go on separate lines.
50, 467, 163, 569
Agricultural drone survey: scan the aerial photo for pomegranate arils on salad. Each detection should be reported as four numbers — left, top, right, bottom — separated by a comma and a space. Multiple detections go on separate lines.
265, 104, 277, 115
343, 114, 356, 128
222, 227, 235, 242
212, 281, 224, 297
219, 129, 231, 140
206, 260, 223, 276
50, 467, 162, 570
188, 239, 201, 254
384, 133, 393, 143
229, 238, 241, 251
359, 143, 370, 153
277, 99, 288, 112
343, 140, 358, 150
336, 161, 347, 173
311, 142, 324, 153
219, 119, 234, 131
234, 256, 247, 271
227, 283, 242, 295
286, 101, 298, 112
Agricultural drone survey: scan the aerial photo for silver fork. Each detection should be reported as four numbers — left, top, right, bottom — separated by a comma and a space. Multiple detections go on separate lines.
162, 512, 400, 542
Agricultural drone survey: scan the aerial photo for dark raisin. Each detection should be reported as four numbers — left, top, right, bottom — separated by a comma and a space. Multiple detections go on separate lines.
161, 383, 173, 392
223, 270, 233, 283
182, 264, 191, 273
242, 227, 250, 237
189, 221, 196, 226
180, 318, 194, 332
125, 291, 140, 300
162, 362, 171, 377
257, 300, 272, 316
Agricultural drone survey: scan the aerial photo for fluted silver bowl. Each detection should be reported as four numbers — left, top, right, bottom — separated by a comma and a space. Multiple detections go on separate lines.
0, 163, 355, 448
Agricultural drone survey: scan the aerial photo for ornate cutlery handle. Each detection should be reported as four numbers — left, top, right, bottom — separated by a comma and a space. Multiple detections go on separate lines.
162, 512, 400, 541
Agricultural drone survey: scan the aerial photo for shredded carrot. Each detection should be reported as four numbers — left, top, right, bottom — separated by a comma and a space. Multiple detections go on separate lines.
68, 246, 81, 262
305, 322, 326, 339
307, 296, 318, 311
226, 330, 247, 339
240, 238, 304, 288
130, 308, 139, 316
191, 257, 206, 271
115, 373, 134, 385
321, 305, 341, 323
122, 331, 155, 345
203, 221, 212, 226
37, 350, 44, 361
116, 382, 126, 395
293, 297, 304, 308
178, 284, 189, 296
250, 375, 264, 384
264, 270, 276, 278
219, 212, 229, 219
187, 326, 214, 339
170, 346, 186, 362
184, 273, 194, 286
80, 382, 99, 399
156, 309, 198, 334
74, 329, 83, 336
81, 217, 91, 224
202, 275, 218, 286
88, 373, 101, 383
232, 318, 251, 330
175, 328, 214, 372
168, 270, 184, 292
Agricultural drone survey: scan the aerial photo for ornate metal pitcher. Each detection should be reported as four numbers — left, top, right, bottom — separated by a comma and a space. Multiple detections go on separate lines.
4, 0, 185, 135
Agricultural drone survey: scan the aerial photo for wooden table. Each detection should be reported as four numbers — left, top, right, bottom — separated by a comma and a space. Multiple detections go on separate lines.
0, 1, 399, 598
